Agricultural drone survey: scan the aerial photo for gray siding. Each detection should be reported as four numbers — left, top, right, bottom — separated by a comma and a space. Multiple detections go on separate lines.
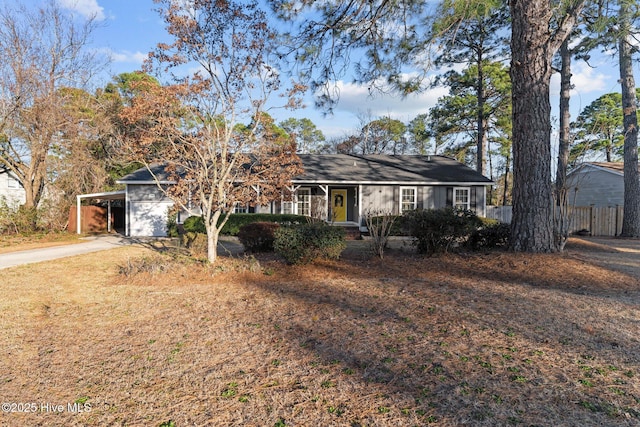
567, 168, 624, 207
127, 184, 173, 203
431, 186, 448, 209
360, 185, 487, 216
362, 185, 396, 213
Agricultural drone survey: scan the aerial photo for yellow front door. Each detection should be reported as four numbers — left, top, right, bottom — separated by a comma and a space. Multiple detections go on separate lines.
331, 189, 347, 222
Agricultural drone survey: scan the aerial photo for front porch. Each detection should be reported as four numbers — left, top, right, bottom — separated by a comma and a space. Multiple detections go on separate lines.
270, 184, 364, 230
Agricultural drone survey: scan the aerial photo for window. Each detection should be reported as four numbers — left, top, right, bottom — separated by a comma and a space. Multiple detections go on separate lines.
454, 187, 470, 210
297, 188, 311, 216
7, 174, 19, 189
281, 201, 293, 214
234, 203, 247, 214
400, 187, 417, 213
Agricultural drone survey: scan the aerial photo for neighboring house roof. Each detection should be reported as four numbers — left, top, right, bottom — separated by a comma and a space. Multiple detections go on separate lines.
118, 155, 493, 185
570, 162, 640, 177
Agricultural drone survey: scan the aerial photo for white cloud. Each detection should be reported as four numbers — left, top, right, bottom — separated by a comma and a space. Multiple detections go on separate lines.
333, 80, 447, 120
103, 49, 148, 65
570, 63, 612, 96
551, 62, 613, 99
550, 60, 619, 117
58, 0, 105, 21
293, 78, 448, 140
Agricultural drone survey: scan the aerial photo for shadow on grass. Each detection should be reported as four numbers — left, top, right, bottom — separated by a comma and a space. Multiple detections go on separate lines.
235, 251, 640, 425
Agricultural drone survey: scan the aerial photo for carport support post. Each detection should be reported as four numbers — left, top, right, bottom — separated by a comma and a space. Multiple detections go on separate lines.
76, 195, 82, 234
107, 200, 112, 233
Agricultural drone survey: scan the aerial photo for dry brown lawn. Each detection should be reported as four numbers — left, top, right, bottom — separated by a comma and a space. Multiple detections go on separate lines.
1, 238, 639, 426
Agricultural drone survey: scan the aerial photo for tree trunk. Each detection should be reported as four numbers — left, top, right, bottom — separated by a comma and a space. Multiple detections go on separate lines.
556, 38, 572, 205
205, 210, 221, 263
509, 0, 556, 252
207, 229, 219, 264
555, 38, 573, 251
502, 155, 510, 206
476, 58, 487, 176
619, 4, 640, 237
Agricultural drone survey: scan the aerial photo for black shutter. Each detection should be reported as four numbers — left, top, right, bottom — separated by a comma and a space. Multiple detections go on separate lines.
446, 187, 453, 207
470, 187, 477, 210
393, 186, 400, 214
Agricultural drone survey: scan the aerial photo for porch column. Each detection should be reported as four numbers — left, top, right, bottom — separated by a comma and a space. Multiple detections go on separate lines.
357, 185, 363, 227
107, 200, 112, 233
288, 185, 300, 214
318, 185, 329, 222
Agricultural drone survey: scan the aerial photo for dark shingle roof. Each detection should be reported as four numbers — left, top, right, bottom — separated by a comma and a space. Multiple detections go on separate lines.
294, 154, 492, 184
117, 155, 493, 185
117, 163, 178, 183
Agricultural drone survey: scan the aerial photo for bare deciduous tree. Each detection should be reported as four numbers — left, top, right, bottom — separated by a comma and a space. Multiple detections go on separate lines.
0, 1, 103, 224
121, 0, 303, 263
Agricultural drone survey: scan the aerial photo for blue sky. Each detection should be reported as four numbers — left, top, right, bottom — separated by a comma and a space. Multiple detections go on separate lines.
55, 0, 630, 146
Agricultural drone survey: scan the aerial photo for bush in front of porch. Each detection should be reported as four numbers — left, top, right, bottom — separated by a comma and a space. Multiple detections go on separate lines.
183, 213, 308, 236
274, 222, 346, 264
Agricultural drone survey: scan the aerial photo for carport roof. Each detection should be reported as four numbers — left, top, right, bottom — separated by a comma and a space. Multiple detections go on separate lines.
77, 190, 126, 201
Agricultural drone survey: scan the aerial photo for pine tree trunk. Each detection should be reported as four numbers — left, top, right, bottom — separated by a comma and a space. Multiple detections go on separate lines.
555, 38, 573, 251
619, 5, 640, 237
509, 0, 556, 252
476, 58, 487, 176
556, 38, 572, 204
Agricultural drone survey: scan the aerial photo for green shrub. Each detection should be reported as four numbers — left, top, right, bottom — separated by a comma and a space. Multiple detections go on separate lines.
183, 216, 206, 234
222, 213, 307, 235
403, 207, 482, 255
182, 213, 308, 236
274, 223, 346, 264
166, 211, 179, 237
468, 222, 511, 250
237, 222, 280, 252
0, 203, 40, 234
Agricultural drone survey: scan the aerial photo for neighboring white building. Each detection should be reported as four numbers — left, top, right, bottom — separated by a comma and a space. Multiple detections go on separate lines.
0, 168, 26, 206
566, 162, 639, 207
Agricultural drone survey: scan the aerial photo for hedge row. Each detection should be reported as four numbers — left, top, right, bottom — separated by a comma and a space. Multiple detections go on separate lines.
182, 213, 308, 236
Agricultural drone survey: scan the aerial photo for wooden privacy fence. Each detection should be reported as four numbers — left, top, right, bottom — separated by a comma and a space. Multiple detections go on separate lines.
485, 205, 624, 237
68, 205, 108, 234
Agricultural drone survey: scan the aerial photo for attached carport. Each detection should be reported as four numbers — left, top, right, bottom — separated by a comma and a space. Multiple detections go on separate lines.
75, 191, 126, 234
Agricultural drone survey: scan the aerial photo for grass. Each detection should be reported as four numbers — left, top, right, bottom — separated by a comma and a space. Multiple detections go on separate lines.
0, 239, 639, 426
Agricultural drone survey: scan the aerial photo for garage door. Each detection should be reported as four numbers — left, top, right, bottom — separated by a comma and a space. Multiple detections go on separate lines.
129, 201, 174, 237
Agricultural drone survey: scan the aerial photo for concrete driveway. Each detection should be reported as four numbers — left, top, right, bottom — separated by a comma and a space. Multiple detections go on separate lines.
571, 236, 640, 280
0, 235, 134, 270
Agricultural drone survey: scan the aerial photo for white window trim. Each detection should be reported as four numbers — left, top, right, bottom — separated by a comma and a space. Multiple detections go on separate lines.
7, 174, 20, 188
234, 202, 248, 214
400, 186, 417, 213
296, 188, 311, 216
454, 187, 471, 210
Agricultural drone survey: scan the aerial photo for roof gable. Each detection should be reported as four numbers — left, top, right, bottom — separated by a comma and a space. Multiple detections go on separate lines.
569, 162, 640, 178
